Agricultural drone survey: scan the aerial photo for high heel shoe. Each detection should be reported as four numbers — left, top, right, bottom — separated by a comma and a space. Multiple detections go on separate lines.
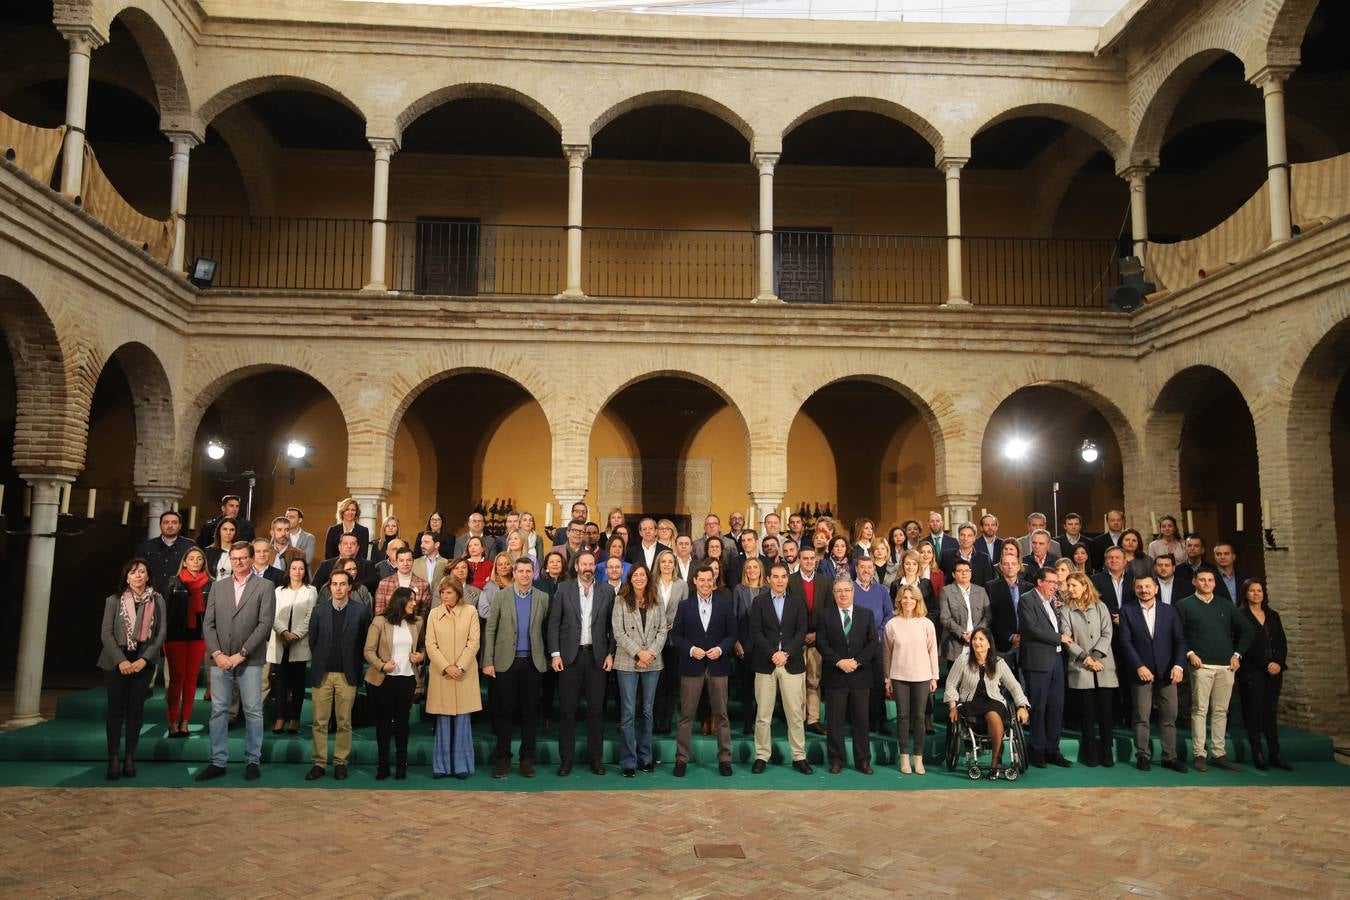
272, 720, 285, 734
899, 754, 912, 774
287, 720, 300, 734
106, 758, 121, 781
913, 756, 926, 775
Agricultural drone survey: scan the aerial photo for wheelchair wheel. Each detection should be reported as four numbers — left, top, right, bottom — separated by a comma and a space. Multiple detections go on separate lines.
966, 764, 982, 780
1003, 764, 1020, 781
1010, 716, 1029, 775
944, 721, 960, 772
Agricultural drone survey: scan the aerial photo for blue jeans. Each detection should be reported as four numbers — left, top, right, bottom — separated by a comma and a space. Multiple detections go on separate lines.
617, 669, 660, 769
209, 664, 264, 766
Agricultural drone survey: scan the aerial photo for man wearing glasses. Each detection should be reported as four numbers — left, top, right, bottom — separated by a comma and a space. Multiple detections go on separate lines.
1018, 566, 1072, 769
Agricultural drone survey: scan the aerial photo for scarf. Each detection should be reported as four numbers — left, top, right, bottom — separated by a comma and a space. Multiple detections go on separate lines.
120, 588, 155, 650
180, 569, 210, 629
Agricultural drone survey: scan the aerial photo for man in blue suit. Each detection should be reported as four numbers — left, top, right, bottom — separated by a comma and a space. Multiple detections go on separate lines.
669, 564, 737, 777
1118, 573, 1189, 773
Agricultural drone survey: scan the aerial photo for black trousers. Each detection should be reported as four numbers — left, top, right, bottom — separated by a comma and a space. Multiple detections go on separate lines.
653, 646, 679, 732
825, 685, 871, 767
868, 664, 886, 732
372, 675, 416, 767
104, 667, 153, 758
735, 654, 757, 731
491, 657, 541, 762
1238, 669, 1282, 758
1072, 686, 1115, 764
558, 649, 607, 765
272, 659, 307, 721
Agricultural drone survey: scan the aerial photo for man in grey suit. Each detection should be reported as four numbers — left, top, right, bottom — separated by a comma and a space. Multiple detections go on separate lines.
196, 541, 276, 781
939, 560, 992, 662
548, 550, 616, 776
692, 513, 736, 559
1016, 513, 1063, 561
1019, 565, 1073, 769
286, 506, 316, 566
453, 511, 500, 559
482, 557, 551, 779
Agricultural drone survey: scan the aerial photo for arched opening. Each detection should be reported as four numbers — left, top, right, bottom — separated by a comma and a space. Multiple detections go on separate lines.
966, 115, 1125, 307
777, 106, 943, 302
587, 102, 753, 299
787, 380, 937, 530
184, 370, 348, 547
1335, 370, 1350, 686
1151, 366, 1263, 578
392, 93, 565, 295
588, 376, 748, 534
395, 372, 552, 533
977, 386, 1127, 541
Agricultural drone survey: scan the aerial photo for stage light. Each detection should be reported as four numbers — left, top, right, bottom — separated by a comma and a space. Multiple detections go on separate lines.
206, 440, 226, 461
1003, 437, 1030, 461
286, 440, 308, 460
188, 257, 217, 288
1079, 440, 1099, 463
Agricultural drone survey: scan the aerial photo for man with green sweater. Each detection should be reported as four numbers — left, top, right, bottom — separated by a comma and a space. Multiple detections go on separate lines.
1176, 570, 1254, 772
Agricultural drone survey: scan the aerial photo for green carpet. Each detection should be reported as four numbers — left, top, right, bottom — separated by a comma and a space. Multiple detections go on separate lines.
0, 686, 1341, 791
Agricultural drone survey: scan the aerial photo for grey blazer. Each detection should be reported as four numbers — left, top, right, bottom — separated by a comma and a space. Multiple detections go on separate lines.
938, 583, 991, 661
547, 579, 616, 667
203, 574, 277, 665
97, 593, 167, 670
291, 528, 317, 566
944, 650, 1030, 710
1063, 602, 1118, 689
483, 586, 549, 673
656, 578, 688, 629
611, 599, 668, 673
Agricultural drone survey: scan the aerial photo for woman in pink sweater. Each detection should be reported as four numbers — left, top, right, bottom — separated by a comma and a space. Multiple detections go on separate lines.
883, 583, 940, 774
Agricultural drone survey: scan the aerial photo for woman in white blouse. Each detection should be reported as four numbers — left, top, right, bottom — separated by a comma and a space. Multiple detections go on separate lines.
269, 557, 316, 735
1147, 515, 1187, 564
364, 587, 425, 780
652, 549, 688, 735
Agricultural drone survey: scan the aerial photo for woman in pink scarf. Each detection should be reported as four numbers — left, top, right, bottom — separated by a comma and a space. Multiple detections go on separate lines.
97, 558, 166, 780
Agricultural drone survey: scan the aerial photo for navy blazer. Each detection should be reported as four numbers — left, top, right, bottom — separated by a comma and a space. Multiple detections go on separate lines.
1116, 599, 1187, 682
973, 536, 1004, 559
624, 541, 671, 568
307, 599, 373, 687
1090, 570, 1135, 615
985, 576, 1030, 654
940, 547, 993, 585
669, 594, 737, 677
748, 590, 808, 675
816, 603, 878, 691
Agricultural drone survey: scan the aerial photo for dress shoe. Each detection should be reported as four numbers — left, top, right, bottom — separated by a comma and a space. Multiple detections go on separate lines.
455, 773, 470, 780
375, 766, 390, 781
857, 763, 874, 775
1192, 755, 1208, 772
672, 761, 687, 777
1270, 756, 1293, 771
1161, 758, 1188, 773
913, 757, 926, 775
1210, 755, 1241, 773
196, 764, 228, 782
1101, 752, 1115, 769
334, 765, 349, 780
1252, 750, 1269, 771
493, 758, 511, 779
639, 762, 655, 773
1136, 755, 1151, 771
520, 759, 536, 778
433, 772, 449, 780
1029, 749, 1046, 769
244, 763, 261, 781
106, 758, 121, 781
806, 723, 827, 736
792, 759, 814, 775
986, 765, 1001, 781
590, 762, 605, 776
899, 755, 912, 775
557, 763, 572, 776
751, 759, 767, 774
718, 762, 733, 776
1047, 754, 1073, 768
828, 762, 843, 774
170, 729, 188, 739
122, 757, 136, 779
304, 765, 325, 781
621, 767, 636, 778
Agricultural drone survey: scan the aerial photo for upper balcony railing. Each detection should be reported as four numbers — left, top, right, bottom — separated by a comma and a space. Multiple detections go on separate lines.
182, 215, 1119, 308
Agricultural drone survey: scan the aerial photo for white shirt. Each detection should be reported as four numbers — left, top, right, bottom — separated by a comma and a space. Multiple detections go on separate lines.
579, 581, 594, 646
961, 586, 973, 632
1157, 578, 1174, 605
838, 604, 855, 632
677, 558, 692, 581
422, 555, 440, 584
1109, 575, 1125, 607
697, 595, 712, 633
642, 542, 658, 569
1140, 602, 1156, 638
390, 622, 414, 677
1039, 592, 1061, 653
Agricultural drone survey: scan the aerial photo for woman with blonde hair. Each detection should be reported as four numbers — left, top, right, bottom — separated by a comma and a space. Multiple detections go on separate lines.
655, 518, 678, 548
503, 528, 537, 576
425, 576, 481, 778
731, 556, 765, 735
651, 549, 688, 734
1062, 571, 1118, 767
883, 583, 939, 774
476, 551, 515, 617
269, 556, 316, 735
324, 497, 369, 561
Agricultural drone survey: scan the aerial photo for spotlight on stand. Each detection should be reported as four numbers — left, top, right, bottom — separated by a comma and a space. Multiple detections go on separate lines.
1108, 256, 1154, 312
203, 439, 227, 473
285, 439, 314, 471
1003, 437, 1030, 461
188, 257, 217, 289
286, 440, 308, 461
1079, 440, 1099, 463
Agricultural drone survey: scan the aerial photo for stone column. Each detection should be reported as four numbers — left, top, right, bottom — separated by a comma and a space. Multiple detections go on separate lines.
351, 493, 384, 544
363, 138, 399, 292
8, 476, 73, 727
940, 157, 969, 306
1253, 67, 1294, 245
940, 494, 981, 533
750, 492, 785, 533
752, 152, 780, 303
165, 132, 200, 274
1121, 165, 1154, 265
141, 491, 180, 539
557, 144, 589, 300
58, 29, 103, 198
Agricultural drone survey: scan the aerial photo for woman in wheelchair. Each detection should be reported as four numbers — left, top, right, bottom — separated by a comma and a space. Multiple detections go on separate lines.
945, 627, 1030, 779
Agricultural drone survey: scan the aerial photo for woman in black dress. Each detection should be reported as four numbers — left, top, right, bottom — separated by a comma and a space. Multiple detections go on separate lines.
1236, 578, 1290, 770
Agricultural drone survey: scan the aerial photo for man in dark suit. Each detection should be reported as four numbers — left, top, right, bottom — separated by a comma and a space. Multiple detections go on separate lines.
1019, 566, 1072, 768
1022, 529, 1057, 575
1117, 574, 1188, 773
974, 513, 1004, 560
787, 547, 829, 734
986, 552, 1029, 662
304, 569, 372, 781
816, 579, 878, 774
1089, 509, 1126, 570
452, 511, 500, 559
748, 563, 811, 775
1053, 513, 1089, 564
924, 510, 954, 562
669, 565, 737, 777
1016, 513, 1062, 561
1211, 543, 1247, 604
552, 501, 588, 546
725, 531, 770, 588
250, 539, 287, 589
624, 517, 670, 570
1174, 533, 1216, 599
547, 550, 616, 776
940, 524, 994, 585
138, 509, 196, 599
314, 533, 378, 594
197, 493, 255, 546
1090, 546, 1135, 618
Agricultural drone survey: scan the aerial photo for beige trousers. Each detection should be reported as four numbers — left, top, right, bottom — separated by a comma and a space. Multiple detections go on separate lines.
754, 667, 806, 762
1189, 664, 1234, 759
311, 671, 357, 766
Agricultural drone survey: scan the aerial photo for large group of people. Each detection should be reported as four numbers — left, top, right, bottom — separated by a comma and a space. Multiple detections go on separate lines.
96, 496, 1290, 782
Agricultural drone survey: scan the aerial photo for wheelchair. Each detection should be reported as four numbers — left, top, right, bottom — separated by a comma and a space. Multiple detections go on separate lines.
943, 701, 1029, 781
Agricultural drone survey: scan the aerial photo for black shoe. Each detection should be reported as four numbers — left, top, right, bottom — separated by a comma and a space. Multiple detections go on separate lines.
829, 761, 843, 774
244, 763, 260, 781
1082, 755, 1099, 768
195, 764, 228, 782
493, 758, 511, 779
673, 761, 687, 778
622, 767, 636, 778
718, 762, 733, 776
1136, 755, 1151, 771
455, 772, 470, 780
1210, 755, 1241, 773
520, 759, 536, 778
590, 762, 605, 776
375, 766, 390, 781
305, 765, 325, 781
1101, 752, 1115, 769
806, 723, 827, 736
1193, 756, 1208, 772
395, 764, 407, 780
639, 762, 655, 773
333, 765, 349, 780
122, 757, 136, 779
792, 759, 814, 775
1252, 750, 1269, 771
1161, 758, 1188, 773
1029, 749, 1046, 769
106, 758, 121, 781
433, 772, 450, 779
556, 764, 572, 777
1270, 755, 1293, 771
751, 759, 767, 774
1047, 754, 1073, 768
987, 765, 1001, 781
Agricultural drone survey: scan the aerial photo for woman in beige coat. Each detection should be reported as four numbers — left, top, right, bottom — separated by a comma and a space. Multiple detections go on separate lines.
425, 576, 481, 778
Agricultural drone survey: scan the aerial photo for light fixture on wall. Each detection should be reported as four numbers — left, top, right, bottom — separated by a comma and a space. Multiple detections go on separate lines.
188, 257, 217, 288
1003, 436, 1031, 461
1079, 439, 1099, 463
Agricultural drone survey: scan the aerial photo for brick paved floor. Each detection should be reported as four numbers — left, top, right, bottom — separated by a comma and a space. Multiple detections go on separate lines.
3, 785, 1348, 897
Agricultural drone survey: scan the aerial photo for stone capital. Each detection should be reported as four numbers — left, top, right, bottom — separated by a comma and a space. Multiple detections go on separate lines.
752, 152, 779, 174
563, 144, 591, 165
937, 155, 969, 174
1248, 65, 1296, 89
368, 136, 400, 158
56, 24, 108, 53
1116, 163, 1156, 182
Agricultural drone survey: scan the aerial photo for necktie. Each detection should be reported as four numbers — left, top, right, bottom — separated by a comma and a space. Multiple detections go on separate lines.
843, 609, 852, 636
